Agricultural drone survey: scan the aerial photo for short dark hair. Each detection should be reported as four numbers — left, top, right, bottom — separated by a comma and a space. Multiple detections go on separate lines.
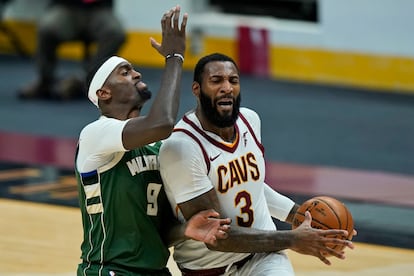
193, 53, 239, 84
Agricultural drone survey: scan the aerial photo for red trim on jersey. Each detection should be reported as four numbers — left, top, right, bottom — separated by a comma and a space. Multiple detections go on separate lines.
172, 128, 211, 173
182, 115, 240, 153
239, 113, 265, 155
176, 112, 264, 171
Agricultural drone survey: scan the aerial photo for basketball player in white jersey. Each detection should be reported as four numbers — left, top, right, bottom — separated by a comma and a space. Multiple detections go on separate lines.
159, 53, 354, 275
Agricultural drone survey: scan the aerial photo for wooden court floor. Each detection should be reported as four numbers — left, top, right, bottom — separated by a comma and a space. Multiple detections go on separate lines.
2, 198, 413, 276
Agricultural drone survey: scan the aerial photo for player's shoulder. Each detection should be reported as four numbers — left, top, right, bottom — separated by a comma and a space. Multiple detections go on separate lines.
162, 128, 193, 147
239, 107, 260, 123
80, 118, 100, 138
161, 119, 201, 153
81, 116, 125, 133
169, 111, 198, 136
79, 116, 128, 146
160, 132, 201, 161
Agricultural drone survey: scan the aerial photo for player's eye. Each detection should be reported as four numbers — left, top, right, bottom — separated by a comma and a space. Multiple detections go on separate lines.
230, 77, 239, 84
210, 77, 222, 83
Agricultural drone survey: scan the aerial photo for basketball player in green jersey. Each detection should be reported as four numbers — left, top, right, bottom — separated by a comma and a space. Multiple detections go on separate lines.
75, 7, 230, 276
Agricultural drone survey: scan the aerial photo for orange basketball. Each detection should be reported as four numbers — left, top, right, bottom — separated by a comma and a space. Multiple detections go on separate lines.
292, 196, 354, 252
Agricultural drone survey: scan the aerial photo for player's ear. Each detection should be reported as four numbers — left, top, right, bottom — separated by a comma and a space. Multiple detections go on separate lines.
192, 81, 200, 97
97, 88, 112, 101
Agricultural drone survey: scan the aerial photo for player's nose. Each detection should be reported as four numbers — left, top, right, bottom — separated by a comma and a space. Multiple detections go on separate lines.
221, 80, 234, 94
131, 69, 142, 80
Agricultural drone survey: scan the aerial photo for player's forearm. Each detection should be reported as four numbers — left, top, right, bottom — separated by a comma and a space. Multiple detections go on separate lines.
264, 183, 297, 221
207, 225, 293, 253
164, 223, 187, 247
147, 58, 183, 132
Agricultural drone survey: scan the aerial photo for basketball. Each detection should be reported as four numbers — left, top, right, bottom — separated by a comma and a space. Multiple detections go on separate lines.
292, 196, 354, 252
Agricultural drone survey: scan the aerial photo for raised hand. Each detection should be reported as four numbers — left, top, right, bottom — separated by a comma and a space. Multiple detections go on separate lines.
150, 5, 188, 58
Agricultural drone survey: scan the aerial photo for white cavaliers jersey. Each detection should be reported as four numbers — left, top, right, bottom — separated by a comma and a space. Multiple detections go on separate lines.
160, 108, 279, 270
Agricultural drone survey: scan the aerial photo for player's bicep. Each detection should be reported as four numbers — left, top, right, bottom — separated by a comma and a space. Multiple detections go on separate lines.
160, 138, 212, 203
122, 114, 176, 150
77, 119, 127, 172
91, 118, 128, 153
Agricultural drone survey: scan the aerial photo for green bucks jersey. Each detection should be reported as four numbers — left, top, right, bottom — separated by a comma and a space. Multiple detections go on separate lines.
76, 141, 172, 274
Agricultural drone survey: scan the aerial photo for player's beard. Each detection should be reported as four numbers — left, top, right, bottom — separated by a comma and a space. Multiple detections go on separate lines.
199, 89, 241, 128
138, 87, 152, 100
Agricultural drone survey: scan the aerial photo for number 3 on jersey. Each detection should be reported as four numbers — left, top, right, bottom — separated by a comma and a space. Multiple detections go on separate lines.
235, 191, 254, 227
147, 183, 162, 216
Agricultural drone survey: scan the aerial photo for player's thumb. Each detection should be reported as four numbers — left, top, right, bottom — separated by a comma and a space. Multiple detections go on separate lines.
303, 210, 312, 225
150, 37, 161, 52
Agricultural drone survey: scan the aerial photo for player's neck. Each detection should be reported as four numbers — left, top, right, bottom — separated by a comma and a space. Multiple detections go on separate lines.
196, 111, 235, 142
101, 104, 138, 120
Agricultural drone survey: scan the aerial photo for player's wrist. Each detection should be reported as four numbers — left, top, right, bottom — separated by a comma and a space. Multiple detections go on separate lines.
183, 222, 193, 241
165, 53, 184, 63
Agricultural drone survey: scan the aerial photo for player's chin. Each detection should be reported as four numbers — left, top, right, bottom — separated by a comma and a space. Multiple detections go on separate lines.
138, 88, 152, 100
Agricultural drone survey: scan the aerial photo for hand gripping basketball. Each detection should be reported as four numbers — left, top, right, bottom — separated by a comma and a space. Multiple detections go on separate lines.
292, 196, 355, 252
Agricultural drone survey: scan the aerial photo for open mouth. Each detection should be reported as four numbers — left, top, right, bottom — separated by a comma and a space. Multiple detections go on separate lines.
217, 99, 233, 111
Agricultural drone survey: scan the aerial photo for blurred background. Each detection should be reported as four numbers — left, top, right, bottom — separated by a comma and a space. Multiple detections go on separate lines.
0, 0, 413, 275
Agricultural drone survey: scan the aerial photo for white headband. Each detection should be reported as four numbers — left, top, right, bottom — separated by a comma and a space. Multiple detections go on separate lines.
88, 56, 128, 107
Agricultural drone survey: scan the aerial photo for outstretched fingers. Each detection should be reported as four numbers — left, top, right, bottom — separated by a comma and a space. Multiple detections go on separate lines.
312, 230, 354, 265
179, 11, 188, 34
185, 209, 231, 246
319, 229, 354, 250
150, 5, 187, 57
150, 7, 175, 52
214, 217, 231, 240
317, 252, 333, 266
168, 5, 187, 33
172, 5, 180, 32
202, 209, 231, 244
162, 6, 175, 31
